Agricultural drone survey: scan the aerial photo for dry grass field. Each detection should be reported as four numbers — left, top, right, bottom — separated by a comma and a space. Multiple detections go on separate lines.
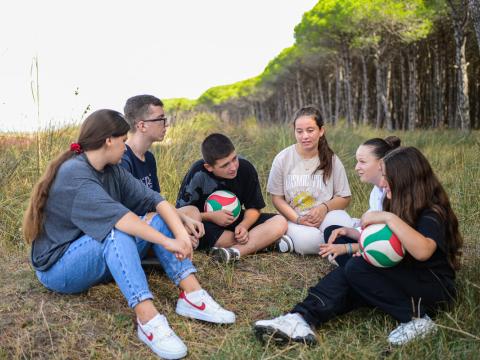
0, 114, 479, 359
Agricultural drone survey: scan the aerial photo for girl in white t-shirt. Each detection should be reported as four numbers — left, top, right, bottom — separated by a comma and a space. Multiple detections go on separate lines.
267, 106, 353, 255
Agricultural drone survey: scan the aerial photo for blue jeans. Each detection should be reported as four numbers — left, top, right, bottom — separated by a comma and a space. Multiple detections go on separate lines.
36, 214, 196, 308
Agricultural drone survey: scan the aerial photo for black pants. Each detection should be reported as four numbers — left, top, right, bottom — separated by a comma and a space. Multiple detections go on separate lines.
292, 256, 456, 325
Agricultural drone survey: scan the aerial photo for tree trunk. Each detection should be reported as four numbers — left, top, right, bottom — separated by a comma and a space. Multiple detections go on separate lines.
384, 61, 393, 131
341, 43, 354, 126
316, 72, 328, 122
374, 50, 383, 128
400, 54, 408, 129
469, 0, 480, 52
334, 64, 342, 125
407, 45, 418, 130
452, 24, 471, 129
360, 54, 369, 126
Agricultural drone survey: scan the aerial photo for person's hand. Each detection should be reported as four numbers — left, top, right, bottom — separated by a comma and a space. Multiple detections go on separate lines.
189, 234, 200, 250
319, 243, 346, 259
305, 205, 328, 227
360, 211, 392, 228
163, 236, 193, 260
234, 224, 249, 244
208, 210, 235, 227
182, 216, 205, 238
327, 227, 349, 244
297, 215, 318, 228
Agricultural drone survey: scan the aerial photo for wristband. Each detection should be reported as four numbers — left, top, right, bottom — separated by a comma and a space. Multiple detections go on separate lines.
296, 216, 302, 224
347, 243, 353, 256
321, 202, 330, 212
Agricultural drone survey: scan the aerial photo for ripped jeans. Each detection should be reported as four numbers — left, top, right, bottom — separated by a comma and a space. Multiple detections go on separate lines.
36, 214, 196, 308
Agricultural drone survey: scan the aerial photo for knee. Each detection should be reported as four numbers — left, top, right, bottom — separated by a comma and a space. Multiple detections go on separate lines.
275, 215, 288, 234
320, 210, 354, 231
149, 214, 173, 237
344, 257, 372, 283
323, 225, 342, 242
179, 205, 201, 221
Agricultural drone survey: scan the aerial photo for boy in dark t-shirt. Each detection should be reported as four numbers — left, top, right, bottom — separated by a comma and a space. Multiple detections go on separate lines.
121, 95, 205, 250
176, 133, 289, 263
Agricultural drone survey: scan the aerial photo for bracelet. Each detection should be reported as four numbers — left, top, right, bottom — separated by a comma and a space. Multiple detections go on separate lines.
321, 202, 330, 212
296, 216, 301, 224
347, 243, 353, 256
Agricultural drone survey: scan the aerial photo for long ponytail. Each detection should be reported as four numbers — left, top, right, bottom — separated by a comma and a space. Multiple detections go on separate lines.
22, 109, 130, 244
23, 151, 75, 243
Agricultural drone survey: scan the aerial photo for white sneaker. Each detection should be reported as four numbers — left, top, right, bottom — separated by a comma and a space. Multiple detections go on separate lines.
176, 290, 236, 324
254, 313, 317, 345
275, 235, 294, 253
388, 314, 437, 345
137, 314, 187, 359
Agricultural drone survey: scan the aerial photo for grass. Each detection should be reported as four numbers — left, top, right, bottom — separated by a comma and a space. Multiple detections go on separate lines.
0, 114, 479, 359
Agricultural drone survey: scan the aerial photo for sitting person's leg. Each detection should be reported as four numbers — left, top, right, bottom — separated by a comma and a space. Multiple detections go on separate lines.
254, 264, 366, 344
287, 222, 323, 255
210, 214, 287, 262
344, 257, 444, 345
147, 213, 235, 324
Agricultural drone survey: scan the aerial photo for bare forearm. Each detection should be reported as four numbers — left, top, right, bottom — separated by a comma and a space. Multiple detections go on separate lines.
271, 195, 298, 222
115, 212, 170, 246
238, 208, 260, 230
156, 201, 189, 239
384, 213, 436, 261
324, 196, 351, 211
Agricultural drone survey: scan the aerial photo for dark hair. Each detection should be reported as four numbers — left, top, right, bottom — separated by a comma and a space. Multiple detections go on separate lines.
23, 109, 130, 244
293, 106, 334, 183
382, 146, 462, 270
201, 133, 235, 165
362, 136, 401, 159
124, 95, 164, 132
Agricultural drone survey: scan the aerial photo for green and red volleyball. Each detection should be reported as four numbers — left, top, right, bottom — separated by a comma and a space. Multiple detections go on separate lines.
204, 190, 241, 221
359, 223, 405, 268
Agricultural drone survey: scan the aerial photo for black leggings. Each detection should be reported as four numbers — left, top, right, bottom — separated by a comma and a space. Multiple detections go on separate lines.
292, 256, 455, 325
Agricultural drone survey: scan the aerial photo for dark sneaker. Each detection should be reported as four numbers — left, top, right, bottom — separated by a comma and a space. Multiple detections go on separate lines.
210, 247, 241, 263
274, 235, 294, 253
254, 313, 317, 346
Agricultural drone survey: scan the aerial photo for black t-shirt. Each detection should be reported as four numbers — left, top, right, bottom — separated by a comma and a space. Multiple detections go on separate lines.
409, 209, 455, 280
120, 144, 161, 193
176, 157, 265, 212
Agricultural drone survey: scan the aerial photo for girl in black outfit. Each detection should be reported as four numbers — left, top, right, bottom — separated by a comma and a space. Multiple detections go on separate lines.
254, 146, 462, 346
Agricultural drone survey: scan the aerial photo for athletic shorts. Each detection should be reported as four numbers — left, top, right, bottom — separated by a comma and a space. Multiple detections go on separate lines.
198, 210, 277, 250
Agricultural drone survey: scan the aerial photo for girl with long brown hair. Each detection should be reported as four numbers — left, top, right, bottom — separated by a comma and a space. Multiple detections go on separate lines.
23, 109, 235, 359
267, 106, 353, 255
255, 146, 462, 346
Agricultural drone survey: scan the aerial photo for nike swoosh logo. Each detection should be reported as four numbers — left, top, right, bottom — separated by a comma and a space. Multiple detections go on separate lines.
180, 291, 206, 310
139, 324, 154, 341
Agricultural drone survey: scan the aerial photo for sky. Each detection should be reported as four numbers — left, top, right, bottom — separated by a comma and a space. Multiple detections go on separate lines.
0, 0, 317, 132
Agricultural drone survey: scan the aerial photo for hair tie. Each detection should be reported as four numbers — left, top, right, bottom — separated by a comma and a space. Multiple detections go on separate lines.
70, 143, 83, 154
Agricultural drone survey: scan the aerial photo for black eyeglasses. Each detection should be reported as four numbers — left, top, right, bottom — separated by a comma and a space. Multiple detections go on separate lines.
143, 116, 168, 126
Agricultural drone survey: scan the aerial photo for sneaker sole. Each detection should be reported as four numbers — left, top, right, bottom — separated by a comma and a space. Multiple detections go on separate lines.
253, 325, 317, 346
210, 249, 230, 263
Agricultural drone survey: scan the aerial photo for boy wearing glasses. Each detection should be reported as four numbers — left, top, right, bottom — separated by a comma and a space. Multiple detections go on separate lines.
121, 95, 205, 250
176, 133, 290, 263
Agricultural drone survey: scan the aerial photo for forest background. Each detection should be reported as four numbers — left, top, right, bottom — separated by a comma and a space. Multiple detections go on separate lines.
166, 0, 480, 131
1, 0, 479, 359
